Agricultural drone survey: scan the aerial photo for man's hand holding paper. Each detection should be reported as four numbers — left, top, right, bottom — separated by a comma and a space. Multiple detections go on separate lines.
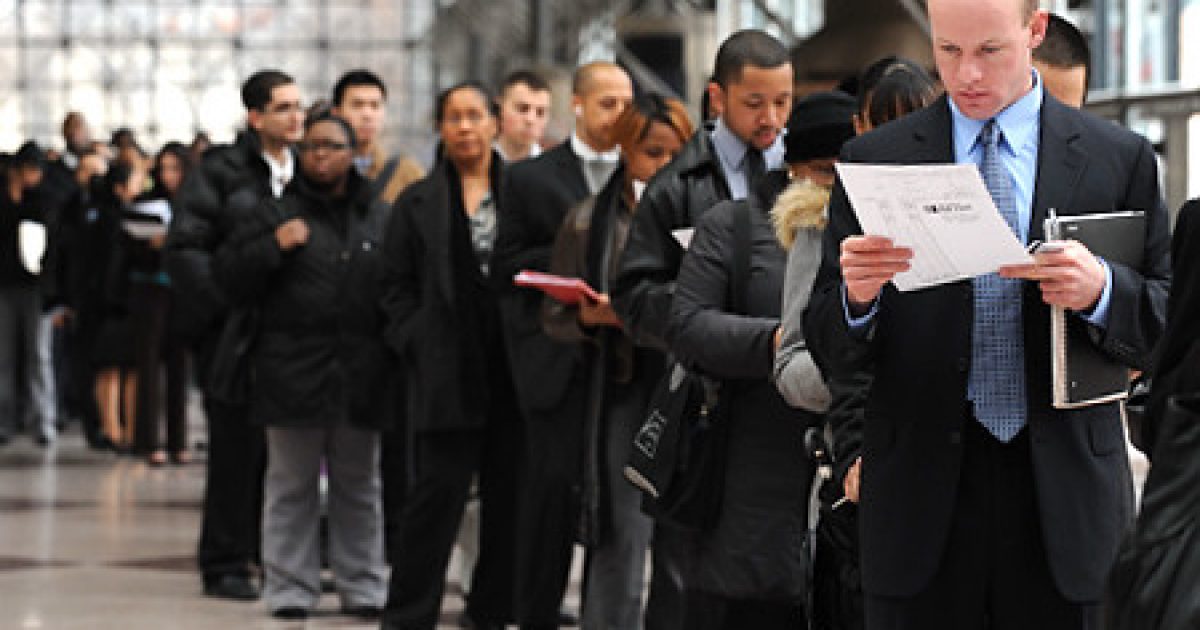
840, 235, 912, 312
835, 163, 1034, 293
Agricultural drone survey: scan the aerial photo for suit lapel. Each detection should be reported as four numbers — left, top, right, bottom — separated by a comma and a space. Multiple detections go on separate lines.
553, 142, 590, 199
910, 96, 956, 164
1030, 96, 1086, 242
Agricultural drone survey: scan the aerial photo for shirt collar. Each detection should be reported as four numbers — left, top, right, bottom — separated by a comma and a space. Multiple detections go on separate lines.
262, 148, 295, 197
950, 69, 1044, 158
710, 117, 750, 169
710, 116, 785, 171
571, 132, 620, 163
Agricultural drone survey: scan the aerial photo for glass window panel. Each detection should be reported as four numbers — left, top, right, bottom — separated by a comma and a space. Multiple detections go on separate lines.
66, 2, 109, 39
329, 6, 371, 40
275, 6, 320, 41
19, 1, 62, 39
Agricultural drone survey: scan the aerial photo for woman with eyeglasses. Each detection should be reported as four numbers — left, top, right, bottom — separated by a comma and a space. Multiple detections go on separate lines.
212, 113, 392, 621
377, 81, 519, 630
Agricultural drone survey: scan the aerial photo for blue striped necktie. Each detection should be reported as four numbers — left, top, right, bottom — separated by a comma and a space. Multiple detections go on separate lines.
968, 119, 1027, 442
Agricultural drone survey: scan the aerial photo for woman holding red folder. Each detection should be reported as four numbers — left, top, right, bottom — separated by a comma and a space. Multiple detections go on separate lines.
542, 93, 694, 629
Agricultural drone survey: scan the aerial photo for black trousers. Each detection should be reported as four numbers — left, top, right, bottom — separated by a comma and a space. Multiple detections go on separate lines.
196, 393, 266, 583
129, 283, 189, 454
514, 403, 586, 626
864, 419, 1099, 630
60, 317, 101, 443
683, 590, 807, 630
381, 423, 519, 629
380, 425, 407, 566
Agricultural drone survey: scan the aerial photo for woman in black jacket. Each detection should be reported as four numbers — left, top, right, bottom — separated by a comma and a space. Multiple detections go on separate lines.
213, 114, 391, 620
377, 82, 519, 630
542, 93, 694, 628
126, 142, 192, 465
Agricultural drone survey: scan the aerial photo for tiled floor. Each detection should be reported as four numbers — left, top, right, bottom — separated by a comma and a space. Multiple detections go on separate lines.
0, 425, 577, 629
0, 410, 1145, 629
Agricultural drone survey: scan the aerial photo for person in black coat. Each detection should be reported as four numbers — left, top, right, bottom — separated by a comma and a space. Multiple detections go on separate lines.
125, 143, 193, 465
1104, 198, 1200, 629
491, 61, 633, 628
804, 2, 1170, 626
667, 173, 814, 627
612, 30, 794, 352
541, 94, 694, 629
166, 69, 304, 602
378, 82, 519, 630
213, 114, 390, 620
0, 143, 58, 446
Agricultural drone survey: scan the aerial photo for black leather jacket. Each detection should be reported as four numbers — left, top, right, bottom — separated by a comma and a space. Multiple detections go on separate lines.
612, 122, 731, 351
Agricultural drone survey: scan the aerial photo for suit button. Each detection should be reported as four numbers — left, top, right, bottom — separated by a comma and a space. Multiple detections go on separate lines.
949, 431, 962, 445
957, 358, 969, 372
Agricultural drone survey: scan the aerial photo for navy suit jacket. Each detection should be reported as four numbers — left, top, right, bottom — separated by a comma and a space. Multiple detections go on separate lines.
804, 94, 1171, 602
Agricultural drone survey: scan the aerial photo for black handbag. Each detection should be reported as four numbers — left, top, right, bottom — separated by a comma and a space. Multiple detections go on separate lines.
624, 202, 752, 532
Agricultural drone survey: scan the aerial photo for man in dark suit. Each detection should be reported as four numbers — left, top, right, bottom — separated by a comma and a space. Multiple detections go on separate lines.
492, 61, 632, 629
803, 0, 1170, 628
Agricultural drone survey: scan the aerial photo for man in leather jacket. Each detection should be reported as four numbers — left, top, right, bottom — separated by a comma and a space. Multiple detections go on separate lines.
612, 29, 794, 350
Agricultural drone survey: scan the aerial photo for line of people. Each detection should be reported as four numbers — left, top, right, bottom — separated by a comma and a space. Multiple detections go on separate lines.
4, 2, 1189, 628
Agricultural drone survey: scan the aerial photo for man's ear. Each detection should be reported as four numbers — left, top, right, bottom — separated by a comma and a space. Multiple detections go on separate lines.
247, 108, 264, 132
707, 81, 726, 113
1028, 9, 1050, 49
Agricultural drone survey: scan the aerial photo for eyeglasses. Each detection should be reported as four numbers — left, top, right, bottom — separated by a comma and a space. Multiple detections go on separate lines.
297, 141, 351, 153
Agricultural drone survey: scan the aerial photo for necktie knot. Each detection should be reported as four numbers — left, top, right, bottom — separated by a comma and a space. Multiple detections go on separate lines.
980, 119, 1001, 149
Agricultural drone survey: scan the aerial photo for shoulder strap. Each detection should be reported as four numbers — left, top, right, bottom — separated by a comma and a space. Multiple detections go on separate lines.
728, 202, 752, 315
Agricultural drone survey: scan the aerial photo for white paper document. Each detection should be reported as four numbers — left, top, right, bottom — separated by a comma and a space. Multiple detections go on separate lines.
131, 199, 172, 224
18, 221, 46, 275
122, 220, 168, 239
836, 163, 1033, 292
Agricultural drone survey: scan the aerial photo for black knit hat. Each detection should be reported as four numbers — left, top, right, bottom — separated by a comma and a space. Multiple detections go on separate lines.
13, 141, 46, 168
784, 91, 857, 163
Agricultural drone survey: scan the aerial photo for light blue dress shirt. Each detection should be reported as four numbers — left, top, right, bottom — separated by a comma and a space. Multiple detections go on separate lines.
710, 117, 786, 201
845, 70, 1112, 329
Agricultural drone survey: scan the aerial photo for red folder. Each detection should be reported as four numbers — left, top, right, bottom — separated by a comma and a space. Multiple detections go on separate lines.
513, 270, 601, 305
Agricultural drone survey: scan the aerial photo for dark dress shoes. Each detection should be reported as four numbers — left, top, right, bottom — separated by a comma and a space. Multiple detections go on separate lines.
272, 607, 308, 620
203, 574, 260, 601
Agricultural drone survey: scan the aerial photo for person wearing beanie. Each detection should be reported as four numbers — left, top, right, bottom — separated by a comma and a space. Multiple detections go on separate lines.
782, 90, 857, 192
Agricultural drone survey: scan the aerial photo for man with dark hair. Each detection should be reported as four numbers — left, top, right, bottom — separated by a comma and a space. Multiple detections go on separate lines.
1033, 13, 1090, 107
167, 68, 304, 603
492, 60, 632, 630
1, 141, 57, 447
804, 0, 1169, 627
614, 28, 793, 349
495, 70, 552, 162
329, 67, 423, 602
330, 68, 424, 203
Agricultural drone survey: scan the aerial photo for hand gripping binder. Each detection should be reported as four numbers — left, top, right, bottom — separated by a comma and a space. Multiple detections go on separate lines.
1044, 210, 1145, 409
